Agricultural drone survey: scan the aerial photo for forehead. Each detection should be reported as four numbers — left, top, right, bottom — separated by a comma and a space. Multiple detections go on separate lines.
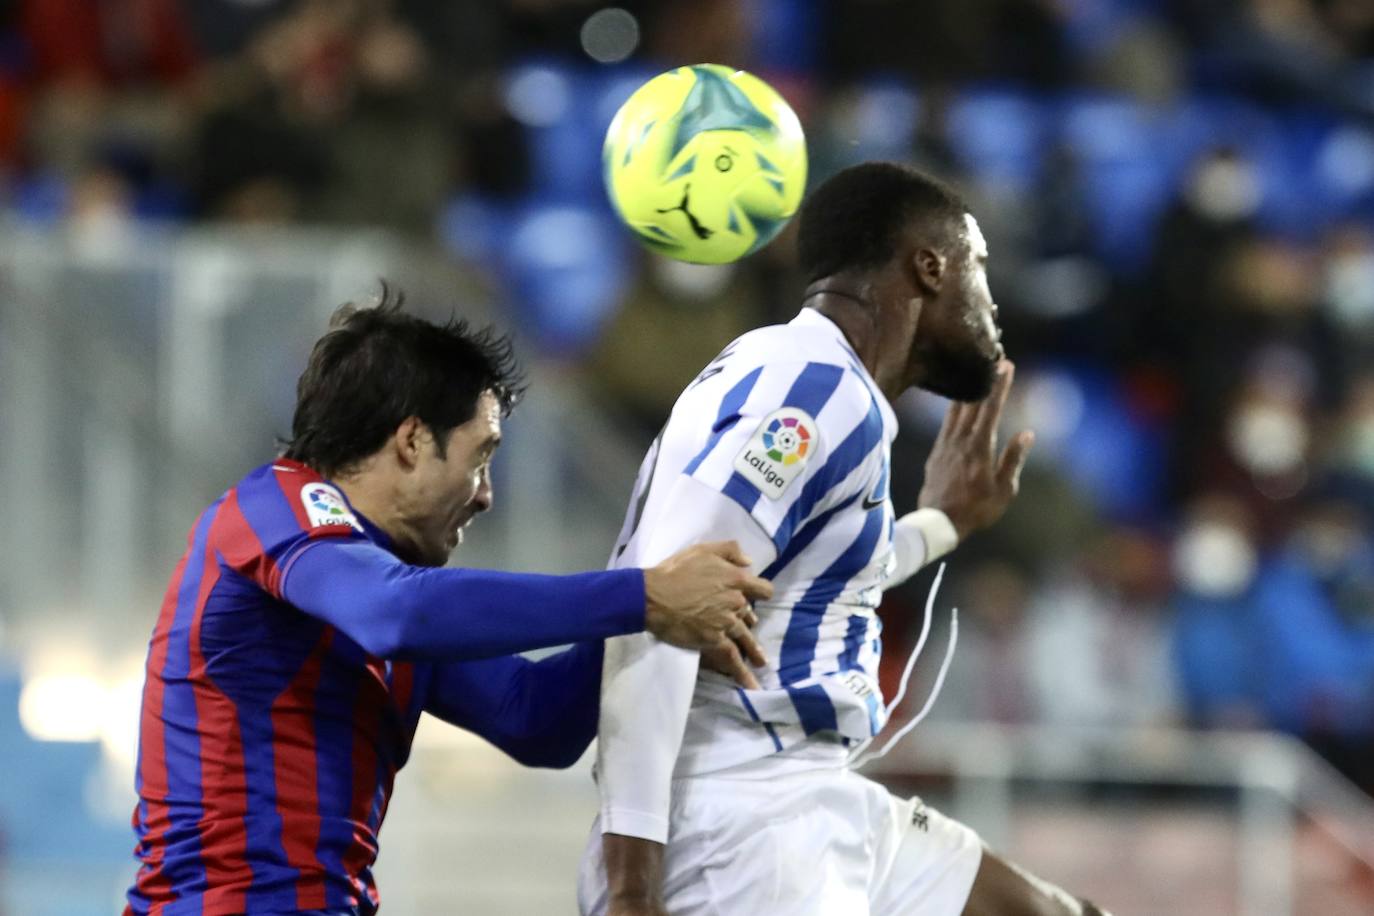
451, 390, 502, 445
963, 213, 987, 256
473, 390, 502, 432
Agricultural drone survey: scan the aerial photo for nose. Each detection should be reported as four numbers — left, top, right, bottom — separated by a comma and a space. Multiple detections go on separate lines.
472, 469, 494, 514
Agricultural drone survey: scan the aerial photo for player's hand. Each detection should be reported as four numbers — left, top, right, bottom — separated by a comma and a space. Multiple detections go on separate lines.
918, 359, 1035, 541
643, 542, 771, 672
699, 603, 766, 689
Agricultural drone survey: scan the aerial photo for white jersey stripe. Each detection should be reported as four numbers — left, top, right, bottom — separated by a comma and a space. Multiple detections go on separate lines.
681, 364, 763, 476
609, 308, 902, 776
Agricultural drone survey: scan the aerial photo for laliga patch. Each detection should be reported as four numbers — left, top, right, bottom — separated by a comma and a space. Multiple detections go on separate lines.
301, 482, 363, 532
733, 407, 816, 500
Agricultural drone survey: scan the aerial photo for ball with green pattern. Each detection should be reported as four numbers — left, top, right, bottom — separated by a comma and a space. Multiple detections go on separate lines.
603, 64, 807, 264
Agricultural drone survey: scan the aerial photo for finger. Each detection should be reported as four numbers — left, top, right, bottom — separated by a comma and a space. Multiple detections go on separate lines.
996, 429, 1035, 491
736, 574, 774, 602
971, 360, 1015, 446
739, 606, 759, 629
732, 624, 768, 668
717, 638, 760, 690
939, 400, 965, 439
934, 398, 967, 444
702, 540, 750, 568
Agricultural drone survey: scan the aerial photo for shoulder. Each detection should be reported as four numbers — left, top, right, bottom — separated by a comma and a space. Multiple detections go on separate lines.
221, 461, 363, 556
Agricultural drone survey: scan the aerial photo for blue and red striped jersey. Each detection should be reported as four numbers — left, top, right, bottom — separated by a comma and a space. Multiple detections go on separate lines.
127, 459, 644, 915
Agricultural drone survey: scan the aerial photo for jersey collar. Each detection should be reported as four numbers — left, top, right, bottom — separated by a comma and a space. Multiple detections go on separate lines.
271, 458, 394, 549
791, 307, 900, 440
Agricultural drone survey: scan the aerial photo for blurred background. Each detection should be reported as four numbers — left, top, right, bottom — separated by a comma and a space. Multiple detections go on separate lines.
1, 0, 1374, 913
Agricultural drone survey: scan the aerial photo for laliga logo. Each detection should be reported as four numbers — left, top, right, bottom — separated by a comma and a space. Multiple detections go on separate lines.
740, 414, 814, 493
309, 489, 347, 518
740, 448, 787, 490
301, 482, 360, 530
762, 415, 810, 465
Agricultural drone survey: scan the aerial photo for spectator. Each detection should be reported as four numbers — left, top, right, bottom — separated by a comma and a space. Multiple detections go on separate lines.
1025, 527, 1178, 728
1171, 494, 1267, 729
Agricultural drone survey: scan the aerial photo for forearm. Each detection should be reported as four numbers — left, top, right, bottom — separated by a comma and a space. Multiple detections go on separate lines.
597, 634, 699, 842
427, 641, 605, 767
599, 474, 775, 839
282, 539, 645, 660
602, 833, 668, 909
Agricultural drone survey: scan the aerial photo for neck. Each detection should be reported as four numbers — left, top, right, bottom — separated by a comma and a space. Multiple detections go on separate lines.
333, 466, 415, 560
803, 278, 913, 401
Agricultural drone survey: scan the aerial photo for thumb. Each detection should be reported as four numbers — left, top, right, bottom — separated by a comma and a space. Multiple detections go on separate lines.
703, 539, 751, 568
996, 430, 1035, 491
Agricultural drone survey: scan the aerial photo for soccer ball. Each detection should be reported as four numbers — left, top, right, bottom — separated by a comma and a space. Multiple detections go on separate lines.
603, 64, 807, 264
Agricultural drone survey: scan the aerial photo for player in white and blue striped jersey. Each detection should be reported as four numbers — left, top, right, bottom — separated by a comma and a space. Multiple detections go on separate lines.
580, 164, 1113, 916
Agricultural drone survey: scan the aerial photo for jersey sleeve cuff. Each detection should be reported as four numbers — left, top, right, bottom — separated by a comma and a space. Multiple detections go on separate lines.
613, 567, 648, 635
889, 508, 960, 587
600, 806, 670, 844
906, 508, 958, 563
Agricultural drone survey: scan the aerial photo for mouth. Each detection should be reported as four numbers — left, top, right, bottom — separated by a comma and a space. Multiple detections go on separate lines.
448, 516, 473, 549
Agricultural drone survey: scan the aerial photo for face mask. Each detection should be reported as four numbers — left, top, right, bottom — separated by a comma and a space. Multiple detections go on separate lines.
1187, 158, 1261, 222
1174, 522, 1257, 598
1324, 253, 1374, 328
1227, 404, 1307, 477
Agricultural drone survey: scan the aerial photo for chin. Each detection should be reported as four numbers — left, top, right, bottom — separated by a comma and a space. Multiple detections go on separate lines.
919, 349, 998, 402
416, 544, 453, 568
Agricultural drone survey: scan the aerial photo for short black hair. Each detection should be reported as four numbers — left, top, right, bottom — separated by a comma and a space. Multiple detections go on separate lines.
282, 283, 524, 477
796, 162, 969, 283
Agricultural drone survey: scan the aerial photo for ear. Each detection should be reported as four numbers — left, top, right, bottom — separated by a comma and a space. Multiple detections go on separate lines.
911, 246, 946, 296
392, 416, 426, 471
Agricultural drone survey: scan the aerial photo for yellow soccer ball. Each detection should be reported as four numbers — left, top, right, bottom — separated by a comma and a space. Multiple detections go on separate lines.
603, 64, 807, 264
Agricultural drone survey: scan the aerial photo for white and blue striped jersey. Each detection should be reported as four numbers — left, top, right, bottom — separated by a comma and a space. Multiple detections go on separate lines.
597, 309, 907, 842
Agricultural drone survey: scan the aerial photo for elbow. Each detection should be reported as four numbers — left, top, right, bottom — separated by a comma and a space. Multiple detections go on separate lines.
505, 732, 594, 769
539, 747, 592, 770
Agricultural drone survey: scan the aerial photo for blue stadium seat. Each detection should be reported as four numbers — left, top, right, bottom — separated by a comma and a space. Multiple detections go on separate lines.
439, 193, 515, 267
1313, 123, 1374, 220
506, 61, 604, 202
945, 87, 1048, 191
1170, 96, 1318, 237
1057, 94, 1174, 272
746, 0, 821, 74
10, 173, 68, 226
1020, 362, 1166, 522
441, 192, 632, 355
843, 82, 921, 163
501, 201, 632, 356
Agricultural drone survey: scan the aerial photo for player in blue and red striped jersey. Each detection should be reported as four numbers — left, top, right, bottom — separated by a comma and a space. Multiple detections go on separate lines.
125, 288, 772, 916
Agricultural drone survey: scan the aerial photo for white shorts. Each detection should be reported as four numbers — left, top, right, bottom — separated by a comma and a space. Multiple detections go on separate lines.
578, 766, 983, 916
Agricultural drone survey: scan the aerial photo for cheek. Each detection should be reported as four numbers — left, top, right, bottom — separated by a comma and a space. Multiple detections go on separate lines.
428, 465, 469, 507
455, 467, 482, 504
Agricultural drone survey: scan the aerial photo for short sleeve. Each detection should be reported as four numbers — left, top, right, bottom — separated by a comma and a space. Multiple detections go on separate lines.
679, 361, 885, 555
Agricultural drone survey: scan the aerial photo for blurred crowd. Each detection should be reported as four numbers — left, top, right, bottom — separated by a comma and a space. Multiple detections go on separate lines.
4, 0, 1374, 791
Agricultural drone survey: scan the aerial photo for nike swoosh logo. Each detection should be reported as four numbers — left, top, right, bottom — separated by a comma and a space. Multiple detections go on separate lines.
861, 496, 885, 511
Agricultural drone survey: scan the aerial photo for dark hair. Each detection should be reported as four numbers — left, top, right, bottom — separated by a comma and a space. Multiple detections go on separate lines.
282, 284, 525, 477
796, 162, 969, 283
